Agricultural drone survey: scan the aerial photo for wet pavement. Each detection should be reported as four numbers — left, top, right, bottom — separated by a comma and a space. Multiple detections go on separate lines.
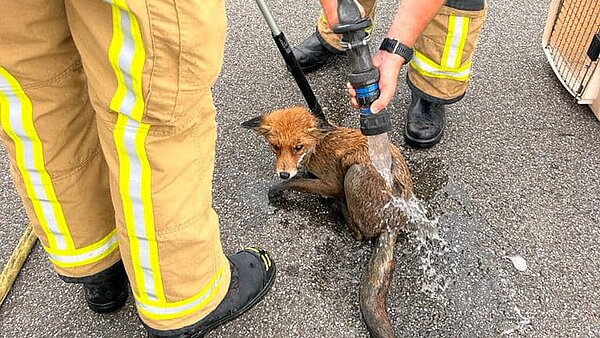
1, 0, 600, 337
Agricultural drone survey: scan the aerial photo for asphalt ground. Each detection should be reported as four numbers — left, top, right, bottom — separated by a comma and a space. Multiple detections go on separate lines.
1, 0, 600, 337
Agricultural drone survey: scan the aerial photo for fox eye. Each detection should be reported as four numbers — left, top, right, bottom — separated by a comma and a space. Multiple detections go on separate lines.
272, 145, 281, 152
294, 144, 304, 152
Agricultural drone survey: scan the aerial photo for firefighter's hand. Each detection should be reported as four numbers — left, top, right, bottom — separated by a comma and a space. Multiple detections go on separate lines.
347, 51, 405, 113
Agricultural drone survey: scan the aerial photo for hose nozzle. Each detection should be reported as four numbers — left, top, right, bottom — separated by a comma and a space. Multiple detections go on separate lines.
334, 0, 391, 136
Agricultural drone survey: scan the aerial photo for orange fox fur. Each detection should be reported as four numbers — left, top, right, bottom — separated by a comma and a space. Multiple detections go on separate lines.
243, 106, 414, 338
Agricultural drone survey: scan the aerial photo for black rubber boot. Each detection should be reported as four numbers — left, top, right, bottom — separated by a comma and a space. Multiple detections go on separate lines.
63, 261, 129, 313
291, 30, 344, 74
404, 94, 446, 148
146, 247, 277, 338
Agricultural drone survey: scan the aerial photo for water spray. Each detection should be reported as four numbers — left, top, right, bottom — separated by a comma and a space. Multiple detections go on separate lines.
334, 0, 394, 185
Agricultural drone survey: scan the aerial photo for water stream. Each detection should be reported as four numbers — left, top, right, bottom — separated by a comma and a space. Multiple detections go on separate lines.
367, 133, 393, 187
367, 132, 448, 298
386, 194, 449, 299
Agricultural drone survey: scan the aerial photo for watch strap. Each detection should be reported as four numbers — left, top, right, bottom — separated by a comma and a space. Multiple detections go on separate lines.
379, 38, 414, 63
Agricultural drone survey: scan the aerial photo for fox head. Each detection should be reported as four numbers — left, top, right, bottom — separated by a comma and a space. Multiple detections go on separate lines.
242, 106, 334, 179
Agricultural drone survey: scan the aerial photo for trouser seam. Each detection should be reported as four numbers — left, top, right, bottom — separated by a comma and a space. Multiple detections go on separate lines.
155, 208, 213, 236
98, 110, 200, 137
52, 143, 104, 181
8, 142, 104, 185
16, 58, 82, 90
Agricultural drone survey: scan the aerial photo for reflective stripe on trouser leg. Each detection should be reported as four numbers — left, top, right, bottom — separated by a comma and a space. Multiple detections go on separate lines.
82, 0, 231, 329
0, 65, 119, 274
317, 0, 377, 51
0, 68, 74, 251
407, 4, 488, 104
105, 0, 164, 303
0, 0, 119, 277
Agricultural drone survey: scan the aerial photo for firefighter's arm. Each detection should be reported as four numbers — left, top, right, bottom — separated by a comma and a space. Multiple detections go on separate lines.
348, 0, 446, 112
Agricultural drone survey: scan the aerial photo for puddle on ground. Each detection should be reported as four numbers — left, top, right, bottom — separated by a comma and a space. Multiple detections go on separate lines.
408, 156, 449, 203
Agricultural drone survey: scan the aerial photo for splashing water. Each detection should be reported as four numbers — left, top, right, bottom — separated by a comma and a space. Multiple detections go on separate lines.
367, 133, 448, 298
367, 134, 393, 187
384, 194, 450, 299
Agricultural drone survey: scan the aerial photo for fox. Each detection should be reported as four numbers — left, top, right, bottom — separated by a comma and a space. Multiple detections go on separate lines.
242, 106, 414, 338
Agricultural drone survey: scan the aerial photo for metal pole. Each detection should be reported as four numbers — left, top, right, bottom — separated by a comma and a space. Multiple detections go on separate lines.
254, 0, 328, 122
255, 0, 281, 35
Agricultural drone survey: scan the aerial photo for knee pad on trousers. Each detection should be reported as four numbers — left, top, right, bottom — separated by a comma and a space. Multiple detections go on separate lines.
445, 0, 485, 11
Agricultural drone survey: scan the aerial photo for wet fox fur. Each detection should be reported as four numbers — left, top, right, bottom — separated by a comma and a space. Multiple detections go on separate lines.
242, 106, 413, 338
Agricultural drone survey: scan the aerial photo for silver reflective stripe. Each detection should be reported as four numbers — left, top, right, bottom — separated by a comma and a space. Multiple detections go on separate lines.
445, 16, 467, 68
0, 73, 69, 250
118, 9, 137, 117
123, 117, 158, 301
48, 232, 118, 264
136, 273, 223, 316
107, 0, 160, 302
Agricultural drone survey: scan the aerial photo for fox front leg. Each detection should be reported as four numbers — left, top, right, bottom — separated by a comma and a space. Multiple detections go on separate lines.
268, 178, 343, 201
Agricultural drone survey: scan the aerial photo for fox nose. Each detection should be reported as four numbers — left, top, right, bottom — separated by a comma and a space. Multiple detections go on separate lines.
279, 172, 290, 179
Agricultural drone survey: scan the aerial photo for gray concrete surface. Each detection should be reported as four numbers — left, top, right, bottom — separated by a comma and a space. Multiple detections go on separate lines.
1, 0, 599, 337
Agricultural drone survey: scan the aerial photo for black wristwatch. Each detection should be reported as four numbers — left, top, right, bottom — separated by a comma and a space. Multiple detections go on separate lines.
379, 38, 413, 62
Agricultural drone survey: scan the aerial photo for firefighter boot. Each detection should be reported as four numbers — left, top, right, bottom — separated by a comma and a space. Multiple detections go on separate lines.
146, 248, 276, 338
80, 261, 129, 313
291, 30, 344, 73
404, 93, 447, 148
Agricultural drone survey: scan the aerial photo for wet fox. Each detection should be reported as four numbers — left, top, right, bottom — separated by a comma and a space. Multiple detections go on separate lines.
242, 106, 414, 338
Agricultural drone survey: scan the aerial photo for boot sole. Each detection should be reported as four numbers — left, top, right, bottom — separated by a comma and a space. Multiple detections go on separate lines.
404, 125, 444, 148
193, 263, 277, 338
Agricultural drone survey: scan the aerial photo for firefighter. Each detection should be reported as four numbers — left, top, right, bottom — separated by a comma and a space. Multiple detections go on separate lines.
294, 0, 488, 148
0, 1, 275, 336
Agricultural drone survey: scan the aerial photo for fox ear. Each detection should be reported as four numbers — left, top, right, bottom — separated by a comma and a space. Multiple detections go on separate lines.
241, 116, 270, 135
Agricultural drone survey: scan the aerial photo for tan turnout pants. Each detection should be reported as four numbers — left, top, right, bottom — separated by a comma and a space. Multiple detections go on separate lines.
0, 0, 230, 331
318, 0, 488, 103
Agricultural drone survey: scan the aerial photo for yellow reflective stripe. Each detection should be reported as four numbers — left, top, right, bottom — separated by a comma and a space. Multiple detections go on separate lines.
107, 0, 165, 303
245, 247, 271, 270
441, 15, 456, 68
454, 17, 470, 69
415, 50, 472, 73
136, 266, 226, 320
410, 50, 471, 81
259, 254, 269, 270
0, 67, 74, 251
46, 229, 119, 268
107, 0, 146, 122
441, 16, 470, 69
108, 5, 127, 116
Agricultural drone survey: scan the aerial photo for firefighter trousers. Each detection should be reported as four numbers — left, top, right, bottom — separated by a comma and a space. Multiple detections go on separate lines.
317, 0, 488, 103
0, 0, 231, 331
